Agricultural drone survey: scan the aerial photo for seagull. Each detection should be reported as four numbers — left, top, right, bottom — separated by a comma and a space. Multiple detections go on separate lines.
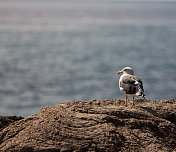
117, 67, 145, 106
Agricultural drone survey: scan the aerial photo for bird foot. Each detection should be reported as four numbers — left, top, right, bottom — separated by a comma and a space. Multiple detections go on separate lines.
130, 104, 135, 107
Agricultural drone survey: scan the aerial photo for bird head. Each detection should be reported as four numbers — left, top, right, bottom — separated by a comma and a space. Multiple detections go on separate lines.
117, 67, 134, 75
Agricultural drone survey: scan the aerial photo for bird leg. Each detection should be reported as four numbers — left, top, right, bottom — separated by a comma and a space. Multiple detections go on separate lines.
125, 95, 128, 106
132, 97, 135, 106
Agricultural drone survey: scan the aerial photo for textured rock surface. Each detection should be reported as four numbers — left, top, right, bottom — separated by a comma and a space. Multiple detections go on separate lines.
0, 99, 176, 152
0, 116, 24, 131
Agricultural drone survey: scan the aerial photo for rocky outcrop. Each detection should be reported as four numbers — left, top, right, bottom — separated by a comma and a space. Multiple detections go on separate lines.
0, 99, 176, 152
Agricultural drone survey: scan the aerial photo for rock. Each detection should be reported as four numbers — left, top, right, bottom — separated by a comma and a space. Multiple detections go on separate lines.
0, 116, 24, 131
0, 99, 176, 152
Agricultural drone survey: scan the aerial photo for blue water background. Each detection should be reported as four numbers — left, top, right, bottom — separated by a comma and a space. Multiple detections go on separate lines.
0, 0, 176, 117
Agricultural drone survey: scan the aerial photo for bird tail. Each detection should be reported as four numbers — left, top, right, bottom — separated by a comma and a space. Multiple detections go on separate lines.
141, 93, 146, 99
137, 91, 146, 99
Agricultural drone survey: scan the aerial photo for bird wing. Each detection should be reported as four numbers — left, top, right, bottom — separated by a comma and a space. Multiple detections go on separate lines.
120, 75, 144, 94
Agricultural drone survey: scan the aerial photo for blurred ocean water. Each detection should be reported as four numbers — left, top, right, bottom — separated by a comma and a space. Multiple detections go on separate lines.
0, 0, 176, 117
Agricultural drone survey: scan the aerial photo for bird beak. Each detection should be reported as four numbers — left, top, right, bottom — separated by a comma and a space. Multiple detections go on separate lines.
117, 71, 123, 75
